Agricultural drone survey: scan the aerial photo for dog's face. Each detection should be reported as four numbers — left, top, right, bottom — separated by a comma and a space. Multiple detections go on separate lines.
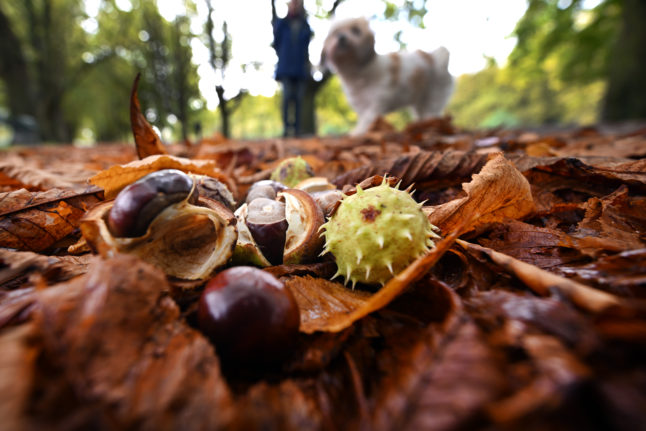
322, 17, 375, 72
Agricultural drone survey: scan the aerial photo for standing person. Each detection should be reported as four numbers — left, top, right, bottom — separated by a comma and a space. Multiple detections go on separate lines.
273, 0, 312, 137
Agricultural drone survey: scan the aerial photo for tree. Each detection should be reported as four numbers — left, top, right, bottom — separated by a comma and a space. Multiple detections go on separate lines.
0, 0, 203, 143
602, 0, 646, 120
137, 1, 202, 143
204, 0, 245, 138
510, 0, 646, 122
0, 0, 110, 142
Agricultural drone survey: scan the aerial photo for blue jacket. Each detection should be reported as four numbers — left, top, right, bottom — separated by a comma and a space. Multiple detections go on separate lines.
273, 15, 312, 80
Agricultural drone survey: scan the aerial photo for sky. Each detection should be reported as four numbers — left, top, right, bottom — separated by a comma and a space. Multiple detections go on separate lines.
83, 0, 532, 109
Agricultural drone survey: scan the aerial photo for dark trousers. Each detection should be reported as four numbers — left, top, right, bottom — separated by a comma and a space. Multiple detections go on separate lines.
280, 78, 306, 137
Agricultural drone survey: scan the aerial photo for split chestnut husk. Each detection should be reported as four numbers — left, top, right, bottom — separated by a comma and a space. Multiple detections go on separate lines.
232, 189, 325, 266
81, 195, 237, 280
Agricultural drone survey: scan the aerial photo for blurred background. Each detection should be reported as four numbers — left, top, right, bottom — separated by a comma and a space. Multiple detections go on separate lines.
0, 0, 644, 145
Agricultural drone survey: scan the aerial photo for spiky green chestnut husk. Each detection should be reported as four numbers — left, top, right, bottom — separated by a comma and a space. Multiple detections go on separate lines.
270, 157, 313, 188
321, 180, 440, 287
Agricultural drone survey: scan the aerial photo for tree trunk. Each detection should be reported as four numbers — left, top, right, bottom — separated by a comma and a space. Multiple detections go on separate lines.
216, 86, 231, 138
601, 0, 646, 121
0, 5, 35, 120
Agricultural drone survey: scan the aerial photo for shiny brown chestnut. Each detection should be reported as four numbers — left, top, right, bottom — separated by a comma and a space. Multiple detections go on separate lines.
81, 170, 238, 280
197, 266, 300, 363
108, 169, 197, 238
194, 175, 237, 211
310, 189, 343, 218
246, 198, 288, 265
245, 180, 287, 204
232, 189, 325, 267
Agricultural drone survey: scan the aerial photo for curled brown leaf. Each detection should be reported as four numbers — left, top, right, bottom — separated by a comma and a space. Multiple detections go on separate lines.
89, 154, 237, 199
130, 73, 168, 159
458, 239, 622, 314
0, 188, 103, 252
424, 153, 535, 235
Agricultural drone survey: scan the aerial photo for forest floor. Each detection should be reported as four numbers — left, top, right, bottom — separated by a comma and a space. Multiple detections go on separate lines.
1, 116, 645, 430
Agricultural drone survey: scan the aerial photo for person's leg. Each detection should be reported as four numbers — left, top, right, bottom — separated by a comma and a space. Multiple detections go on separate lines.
281, 79, 295, 137
293, 79, 306, 136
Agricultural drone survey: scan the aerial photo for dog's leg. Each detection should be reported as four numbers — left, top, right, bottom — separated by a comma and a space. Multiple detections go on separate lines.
417, 72, 455, 119
351, 110, 380, 136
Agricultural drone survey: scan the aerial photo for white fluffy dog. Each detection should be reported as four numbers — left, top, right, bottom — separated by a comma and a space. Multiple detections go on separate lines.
322, 17, 454, 135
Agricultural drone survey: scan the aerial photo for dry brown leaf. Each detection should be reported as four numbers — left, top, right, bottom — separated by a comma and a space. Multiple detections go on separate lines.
285, 276, 372, 334
458, 239, 622, 314
488, 334, 590, 424
478, 220, 585, 269
130, 74, 168, 159
0, 188, 103, 252
332, 150, 489, 189
89, 154, 236, 199
374, 320, 505, 431
0, 325, 36, 431
0, 249, 92, 289
571, 186, 646, 255
425, 153, 535, 235
4, 254, 235, 430
559, 249, 646, 298
295, 228, 460, 333
0, 155, 91, 191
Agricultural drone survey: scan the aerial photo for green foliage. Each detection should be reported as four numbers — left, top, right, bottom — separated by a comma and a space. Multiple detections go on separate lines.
448, 0, 618, 129
315, 76, 355, 135
0, 0, 203, 143
510, 0, 621, 84
229, 94, 282, 139
448, 60, 605, 129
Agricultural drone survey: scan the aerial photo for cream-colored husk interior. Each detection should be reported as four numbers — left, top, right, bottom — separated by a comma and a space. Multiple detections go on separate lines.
102, 202, 237, 280
281, 192, 307, 255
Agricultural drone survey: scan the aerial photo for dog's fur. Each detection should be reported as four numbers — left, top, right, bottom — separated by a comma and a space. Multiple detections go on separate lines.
322, 17, 454, 135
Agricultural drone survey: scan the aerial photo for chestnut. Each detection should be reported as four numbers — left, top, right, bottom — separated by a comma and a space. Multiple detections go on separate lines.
270, 156, 314, 188
246, 198, 288, 265
197, 266, 300, 363
310, 189, 343, 218
245, 180, 287, 204
194, 175, 236, 211
108, 169, 197, 237
82, 168, 238, 280
232, 189, 325, 267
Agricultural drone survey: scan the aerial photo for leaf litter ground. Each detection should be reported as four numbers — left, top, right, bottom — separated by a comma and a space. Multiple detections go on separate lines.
1, 116, 646, 430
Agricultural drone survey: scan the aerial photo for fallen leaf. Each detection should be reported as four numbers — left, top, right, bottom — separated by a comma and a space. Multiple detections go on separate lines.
0, 155, 91, 191
89, 154, 237, 199
285, 276, 372, 334
130, 73, 168, 159
571, 186, 646, 256
2, 254, 234, 430
488, 334, 590, 425
458, 239, 623, 314
425, 153, 535, 235
0, 249, 92, 289
0, 188, 103, 252
332, 150, 488, 190
296, 227, 460, 333
374, 318, 505, 431
0, 325, 36, 431
478, 220, 585, 269
558, 248, 646, 298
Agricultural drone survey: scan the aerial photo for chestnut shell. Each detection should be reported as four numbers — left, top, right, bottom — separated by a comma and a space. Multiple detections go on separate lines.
81, 196, 237, 280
